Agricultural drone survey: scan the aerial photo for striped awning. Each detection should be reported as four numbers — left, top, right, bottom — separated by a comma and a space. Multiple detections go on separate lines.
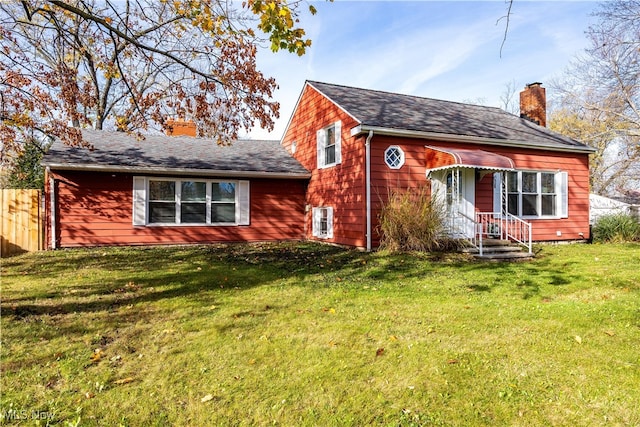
425, 146, 515, 173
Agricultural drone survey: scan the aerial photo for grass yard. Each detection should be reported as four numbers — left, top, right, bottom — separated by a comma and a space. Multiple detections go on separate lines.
1, 242, 639, 426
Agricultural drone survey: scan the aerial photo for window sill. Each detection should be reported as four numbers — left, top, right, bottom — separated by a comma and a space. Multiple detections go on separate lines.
318, 163, 338, 170
140, 223, 241, 227
518, 216, 564, 220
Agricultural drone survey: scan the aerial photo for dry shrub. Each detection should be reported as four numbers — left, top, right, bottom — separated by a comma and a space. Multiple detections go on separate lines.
378, 187, 449, 252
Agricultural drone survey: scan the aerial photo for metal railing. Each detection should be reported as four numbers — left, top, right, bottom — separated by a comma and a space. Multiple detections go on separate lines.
475, 212, 532, 255
444, 211, 532, 256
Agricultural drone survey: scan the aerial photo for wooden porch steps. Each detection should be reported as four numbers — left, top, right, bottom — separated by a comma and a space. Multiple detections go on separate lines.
462, 239, 534, 261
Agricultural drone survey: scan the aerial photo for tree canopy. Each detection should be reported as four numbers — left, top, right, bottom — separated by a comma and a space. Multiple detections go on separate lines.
0, 0, 318, 160
550, 0, 640, 195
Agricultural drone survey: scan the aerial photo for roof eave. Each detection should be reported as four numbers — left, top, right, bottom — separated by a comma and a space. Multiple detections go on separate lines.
351, 125, 597, 154
42, 163, 312, 179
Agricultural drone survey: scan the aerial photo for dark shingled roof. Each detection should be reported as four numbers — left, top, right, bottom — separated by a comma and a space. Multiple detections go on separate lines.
43, 129, 310, 178
307, 81, 594, 152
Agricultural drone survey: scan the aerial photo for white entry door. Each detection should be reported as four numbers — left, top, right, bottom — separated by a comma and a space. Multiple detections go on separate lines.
432, 168, 475, 238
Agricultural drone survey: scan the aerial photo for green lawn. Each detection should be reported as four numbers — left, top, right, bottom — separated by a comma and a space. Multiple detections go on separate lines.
1, 242, 639, 426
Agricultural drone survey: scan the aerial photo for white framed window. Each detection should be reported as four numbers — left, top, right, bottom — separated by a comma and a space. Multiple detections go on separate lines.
317, 121, 342, 169
312, 206, 333, 239
494, 170, 568, 219
384, 146, 405, 169
133, 177, 250, 226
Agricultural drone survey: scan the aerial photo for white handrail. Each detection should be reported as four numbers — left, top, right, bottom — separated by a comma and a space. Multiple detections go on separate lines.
475, 212, 532, 254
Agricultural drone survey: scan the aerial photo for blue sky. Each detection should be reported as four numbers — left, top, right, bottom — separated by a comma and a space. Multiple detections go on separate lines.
246, 0, 600, 139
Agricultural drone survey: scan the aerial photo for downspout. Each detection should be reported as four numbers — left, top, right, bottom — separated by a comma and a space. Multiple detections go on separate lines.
365, 130, 374, 251
48, 168, 56, 250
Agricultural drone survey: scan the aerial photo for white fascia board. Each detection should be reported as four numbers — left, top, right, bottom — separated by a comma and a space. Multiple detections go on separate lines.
351, 125, 597, 154
43, 163, 311, 179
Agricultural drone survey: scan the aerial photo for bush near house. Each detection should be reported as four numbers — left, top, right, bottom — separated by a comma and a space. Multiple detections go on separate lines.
592, 213, 640, 242
378, 187, 453, 252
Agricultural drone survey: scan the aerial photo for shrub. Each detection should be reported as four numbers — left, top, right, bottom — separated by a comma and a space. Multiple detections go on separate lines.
378, 186, 450, 252
592, 213, 640, 243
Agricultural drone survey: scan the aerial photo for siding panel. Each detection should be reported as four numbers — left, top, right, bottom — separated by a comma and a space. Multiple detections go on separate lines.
51, 171, 306, 248
283, 84, 367, 247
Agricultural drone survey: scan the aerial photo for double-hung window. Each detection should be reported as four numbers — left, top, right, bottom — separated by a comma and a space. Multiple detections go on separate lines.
317, 121, 342, 168
180, 181, 207, 223
133, 177, 250, 226
499, 170, 568, 218
148, 180, 177, 223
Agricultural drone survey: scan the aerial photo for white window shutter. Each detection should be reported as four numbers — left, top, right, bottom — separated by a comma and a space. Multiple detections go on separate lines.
316, 129, 325, 169
326, 207, 334, 239
557, 171, 568, 218
334, 121, 342, 165
132, 176, 147, 225
311, 207, 320, 237
237, 180, 250, 225
493, 172, 503, 218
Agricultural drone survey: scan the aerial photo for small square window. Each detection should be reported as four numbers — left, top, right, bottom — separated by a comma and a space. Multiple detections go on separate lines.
384, 146, 405, 169
312, 206, 333, 239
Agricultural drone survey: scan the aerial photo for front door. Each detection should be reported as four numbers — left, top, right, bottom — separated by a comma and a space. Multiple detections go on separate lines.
432, 168, 475, 238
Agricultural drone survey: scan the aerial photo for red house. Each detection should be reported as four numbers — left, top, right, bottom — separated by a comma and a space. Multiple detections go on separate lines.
42, 126, 310, 248
43, 81, 595, 254
281, 81, 594, 252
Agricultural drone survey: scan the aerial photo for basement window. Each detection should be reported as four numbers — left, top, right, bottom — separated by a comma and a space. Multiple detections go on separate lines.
312, 206, 333, 239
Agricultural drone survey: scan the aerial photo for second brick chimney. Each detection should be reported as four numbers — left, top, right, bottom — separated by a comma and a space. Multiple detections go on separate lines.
165, 118, 197, 137
519, 82, 546, 127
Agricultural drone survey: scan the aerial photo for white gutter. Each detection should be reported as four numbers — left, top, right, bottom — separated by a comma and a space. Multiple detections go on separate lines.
48, 168, 56, 250
365, 130, 374, 251
40, 163, 311, 179
351, 125, 597, 154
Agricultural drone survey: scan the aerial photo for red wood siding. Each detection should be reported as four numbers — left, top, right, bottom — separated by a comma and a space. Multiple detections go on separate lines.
371, 138, 591, 243
369, 136, 431, 247
282, 84, 367, 247
47, 171, 306, 248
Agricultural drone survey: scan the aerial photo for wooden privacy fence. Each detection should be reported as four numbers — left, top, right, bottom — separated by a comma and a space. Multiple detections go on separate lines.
1, 189, 43, 257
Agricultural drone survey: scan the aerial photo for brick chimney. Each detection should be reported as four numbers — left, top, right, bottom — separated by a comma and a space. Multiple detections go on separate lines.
165, 118, 197, 137
519, 82, 546, 127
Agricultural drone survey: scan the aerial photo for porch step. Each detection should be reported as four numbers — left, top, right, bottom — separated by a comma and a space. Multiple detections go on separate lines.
462, 239, 534, 261
474, 251, 534, 261
463, 245, 523, 254
479, 239, 511, 246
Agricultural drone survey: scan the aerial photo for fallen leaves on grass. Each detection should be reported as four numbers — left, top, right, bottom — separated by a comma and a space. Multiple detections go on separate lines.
201, 394, 214, 403
90, 349, 103, 363
113, 377, 135, 385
